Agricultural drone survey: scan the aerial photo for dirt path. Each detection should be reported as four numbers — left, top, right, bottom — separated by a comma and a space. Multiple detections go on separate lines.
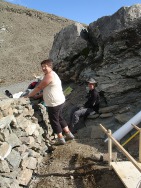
29, 126, 125, 188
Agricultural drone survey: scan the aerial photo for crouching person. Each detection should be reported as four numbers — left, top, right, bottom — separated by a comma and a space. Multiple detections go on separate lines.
70, 78, 100, 133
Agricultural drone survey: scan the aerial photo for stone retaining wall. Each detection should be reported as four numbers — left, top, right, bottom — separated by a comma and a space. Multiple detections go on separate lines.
0, 98, 49, 187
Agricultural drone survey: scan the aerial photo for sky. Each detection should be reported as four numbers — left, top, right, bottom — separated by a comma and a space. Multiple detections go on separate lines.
5, 0, 141, 24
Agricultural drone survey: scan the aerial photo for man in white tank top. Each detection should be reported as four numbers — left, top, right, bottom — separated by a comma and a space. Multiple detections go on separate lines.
25, 59, 74, 145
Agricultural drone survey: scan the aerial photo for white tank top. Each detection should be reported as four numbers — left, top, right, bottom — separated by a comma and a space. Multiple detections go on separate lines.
43, 71, 65, 107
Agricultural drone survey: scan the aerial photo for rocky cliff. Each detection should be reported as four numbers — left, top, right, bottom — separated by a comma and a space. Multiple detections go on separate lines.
49, 4, 141, 109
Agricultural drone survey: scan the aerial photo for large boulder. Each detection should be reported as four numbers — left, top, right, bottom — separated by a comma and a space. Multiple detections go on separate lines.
49, 22, 88, 63
88, 4, 141, 43
87, 4, 141, 63
49, 22, 88, 81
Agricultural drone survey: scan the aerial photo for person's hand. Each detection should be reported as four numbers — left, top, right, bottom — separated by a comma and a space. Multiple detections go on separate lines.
33, 95, 39, 99
33, 93, 43, 99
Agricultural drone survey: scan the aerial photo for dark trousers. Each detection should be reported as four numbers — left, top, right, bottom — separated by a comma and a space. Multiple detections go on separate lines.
47, 103, 68, 134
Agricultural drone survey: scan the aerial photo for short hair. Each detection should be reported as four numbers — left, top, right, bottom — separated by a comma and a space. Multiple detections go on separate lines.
41, 59, 53, 68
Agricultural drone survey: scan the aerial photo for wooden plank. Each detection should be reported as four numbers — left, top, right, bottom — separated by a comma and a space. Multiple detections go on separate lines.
100, 124, 141, 172
132, 124, 141, 162
111, 161, 141, 188
108, 129, 112, 168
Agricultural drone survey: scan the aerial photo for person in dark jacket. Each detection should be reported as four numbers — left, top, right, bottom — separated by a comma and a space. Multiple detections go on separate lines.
70, 78, 100, 132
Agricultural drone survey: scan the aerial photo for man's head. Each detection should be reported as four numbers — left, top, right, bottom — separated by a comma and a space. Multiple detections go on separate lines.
87, 78, 97, 90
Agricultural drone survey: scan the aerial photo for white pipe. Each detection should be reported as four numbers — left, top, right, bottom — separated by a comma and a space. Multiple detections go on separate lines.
105, 111, 141, 142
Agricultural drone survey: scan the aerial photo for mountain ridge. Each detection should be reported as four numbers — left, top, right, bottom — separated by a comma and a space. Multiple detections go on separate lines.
0, 1, 78, 86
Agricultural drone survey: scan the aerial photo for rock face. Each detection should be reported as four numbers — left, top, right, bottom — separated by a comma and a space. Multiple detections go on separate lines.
49, 4, 141, 108
88, 4, 141, 42
50, 23, 88, 62
49, 23, 88, 81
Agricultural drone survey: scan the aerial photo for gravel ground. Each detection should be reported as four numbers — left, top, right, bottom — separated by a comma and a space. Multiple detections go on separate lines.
0, 1, 74, 88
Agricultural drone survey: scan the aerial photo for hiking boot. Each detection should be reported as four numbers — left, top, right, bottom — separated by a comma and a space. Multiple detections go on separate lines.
65, 132, 74, 141
5, 90, 13, 98
54, 137, 66, 145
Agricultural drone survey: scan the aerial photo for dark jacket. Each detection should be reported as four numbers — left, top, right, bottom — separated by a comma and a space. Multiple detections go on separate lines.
84, 89, 100, 113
